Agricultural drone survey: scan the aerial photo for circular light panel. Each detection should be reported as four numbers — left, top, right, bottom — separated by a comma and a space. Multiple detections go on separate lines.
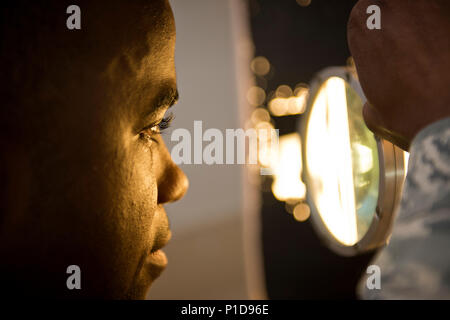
300, 67, 406, 256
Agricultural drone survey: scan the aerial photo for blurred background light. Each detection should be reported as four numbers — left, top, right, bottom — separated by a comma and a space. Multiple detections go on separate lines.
268, 97, 289, 116
251, 107, 271, 124
296, 0, 312, 7
256, 121, 277, 168
293, 203, 311, 222
275, 84, 293, 98
251, 56, 271, 76
268, 84, 309, 116
271, 133, 306, 201
247, 86, 267, 106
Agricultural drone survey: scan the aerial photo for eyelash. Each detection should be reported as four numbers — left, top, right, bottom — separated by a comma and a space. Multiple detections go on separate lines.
139, 112, 174, 143
156, 112, 174, 132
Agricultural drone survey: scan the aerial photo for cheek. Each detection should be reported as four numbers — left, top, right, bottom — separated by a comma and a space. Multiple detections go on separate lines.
100, 143, 158, 291
121, 144, 159, 239
102, 141, 158, 249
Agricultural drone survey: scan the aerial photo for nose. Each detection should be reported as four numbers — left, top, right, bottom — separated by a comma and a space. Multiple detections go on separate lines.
154, 134, 189, 204
157, 161, 189, 204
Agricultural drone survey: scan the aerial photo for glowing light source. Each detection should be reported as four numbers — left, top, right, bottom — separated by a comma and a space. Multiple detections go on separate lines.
250, 107, 271, 125
293, 203, 311, 222
268, 85, 309, 116
271, 133, 306, 201
300, 67, 409, 255
291, 86, 308, 114
247, 86, 266, 107
268, 97, 289, 116
305, 77, 381, 246
294, 83, 308, 96
352, 143, 373, 174
275, 85, 293, 98
257, 121, 277, 168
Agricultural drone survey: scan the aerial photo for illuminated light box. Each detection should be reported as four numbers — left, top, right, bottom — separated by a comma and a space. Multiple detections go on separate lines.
299, 67, 408, 256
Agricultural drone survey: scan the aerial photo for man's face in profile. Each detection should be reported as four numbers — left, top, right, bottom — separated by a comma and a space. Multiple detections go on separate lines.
0, 0, 187, 299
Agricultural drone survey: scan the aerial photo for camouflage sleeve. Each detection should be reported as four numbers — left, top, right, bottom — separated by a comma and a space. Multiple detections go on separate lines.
361, 117, 450, 300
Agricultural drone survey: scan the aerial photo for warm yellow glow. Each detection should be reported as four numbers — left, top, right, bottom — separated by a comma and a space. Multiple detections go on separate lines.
296, 0, 311, 7
290, 87, 308, 114
293, 203, 311, 222
251, 56, 270, 76
268, 85, 308, 116
353, 143, 373, 174
251, 108, 271, 125
257, 122, 277, 168
271, 133, 306, 201
305, 77, 358, 245
276, 85, 293, 98
247, 86, 266, 107
269, 95, 308, 116
294, 83, 308, 96
258, 144, 276, 168
404, 151, 410, 175
269, 97, 289, 116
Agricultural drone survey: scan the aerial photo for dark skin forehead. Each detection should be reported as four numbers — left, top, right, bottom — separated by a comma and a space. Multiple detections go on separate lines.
1, 0, 177, 136
99, 0, 178, 136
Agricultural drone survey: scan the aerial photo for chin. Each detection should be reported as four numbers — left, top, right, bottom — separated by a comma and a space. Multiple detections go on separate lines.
127, 257, 167, 299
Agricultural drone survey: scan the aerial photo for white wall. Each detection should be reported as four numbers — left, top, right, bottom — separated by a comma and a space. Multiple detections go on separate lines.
164, 0, 242, 233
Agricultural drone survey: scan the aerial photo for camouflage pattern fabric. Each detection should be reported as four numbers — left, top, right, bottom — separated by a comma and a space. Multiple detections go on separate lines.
361, 117, 450, 299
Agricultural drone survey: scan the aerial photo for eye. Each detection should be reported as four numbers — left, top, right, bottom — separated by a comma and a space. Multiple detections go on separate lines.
155, 112, 174, 133
139, 112, 174, 144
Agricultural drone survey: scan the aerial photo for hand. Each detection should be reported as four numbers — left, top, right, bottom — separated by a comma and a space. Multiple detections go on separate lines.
347, 0, 450, 150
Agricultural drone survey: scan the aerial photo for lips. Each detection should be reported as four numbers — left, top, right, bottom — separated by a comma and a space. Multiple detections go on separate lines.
145, 208, 171, 280
145, 250, 168, 280
146, 230, 171, 280
150, 229, 171, 253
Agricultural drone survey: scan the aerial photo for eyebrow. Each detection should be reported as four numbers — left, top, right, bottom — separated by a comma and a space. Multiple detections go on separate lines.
136, 86, 179, 132
154, 87, 179, 111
